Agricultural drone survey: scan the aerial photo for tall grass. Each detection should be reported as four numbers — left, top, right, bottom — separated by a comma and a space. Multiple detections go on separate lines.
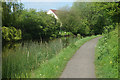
2, 37, 79, 78
95, 25, 118, 78
30, 35, 99, 78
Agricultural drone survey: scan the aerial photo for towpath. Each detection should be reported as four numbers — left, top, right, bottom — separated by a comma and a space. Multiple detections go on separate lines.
60, 37, 101, 78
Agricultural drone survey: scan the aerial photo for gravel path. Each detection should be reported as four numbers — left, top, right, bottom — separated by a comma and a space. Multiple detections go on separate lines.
60, 37, 101, 78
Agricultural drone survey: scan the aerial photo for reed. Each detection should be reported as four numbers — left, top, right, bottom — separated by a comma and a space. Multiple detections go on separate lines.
2, 37, 79, 78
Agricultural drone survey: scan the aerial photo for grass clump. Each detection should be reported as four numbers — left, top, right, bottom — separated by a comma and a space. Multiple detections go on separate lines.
95, 25, 118, 78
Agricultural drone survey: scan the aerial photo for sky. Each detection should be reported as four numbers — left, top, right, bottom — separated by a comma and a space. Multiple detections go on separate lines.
21, 0, 76, 2
20, 0, 118, 11
22, 1, 74, 12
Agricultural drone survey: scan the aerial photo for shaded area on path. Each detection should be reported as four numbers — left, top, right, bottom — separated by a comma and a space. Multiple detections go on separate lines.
60, 37, 102, 78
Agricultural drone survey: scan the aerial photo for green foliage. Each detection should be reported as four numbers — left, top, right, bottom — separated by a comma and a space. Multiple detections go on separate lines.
16, 9, 60, 40
103, 23, 118, 34
2, 2, 60, 40
77, 34, 82, 38
2, 1, 120, 40
60, 31, 74, 37
58, 2, 120, 35
95, 25, 118, 78
2, 26, 22, 41
2, 2, 24, 27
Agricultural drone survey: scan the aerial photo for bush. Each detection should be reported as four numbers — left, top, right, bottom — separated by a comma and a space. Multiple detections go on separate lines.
2, 26, 22, 42
77, 34, 81, 38
103, 23, 118, 34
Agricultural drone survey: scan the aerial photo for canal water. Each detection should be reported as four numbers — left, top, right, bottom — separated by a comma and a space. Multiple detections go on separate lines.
2, 36, 77, 52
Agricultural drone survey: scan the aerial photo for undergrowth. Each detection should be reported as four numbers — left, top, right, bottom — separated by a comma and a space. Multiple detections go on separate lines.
95, 25, 118, 78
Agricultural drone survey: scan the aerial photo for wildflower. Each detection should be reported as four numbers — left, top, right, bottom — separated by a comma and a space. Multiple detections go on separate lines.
56, 66, 59, 68
110, 61, 112, 64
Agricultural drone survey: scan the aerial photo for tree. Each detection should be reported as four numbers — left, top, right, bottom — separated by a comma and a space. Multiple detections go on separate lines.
2, 1, 24, 27
17, 9, 60, 40
58, 2, 120, 35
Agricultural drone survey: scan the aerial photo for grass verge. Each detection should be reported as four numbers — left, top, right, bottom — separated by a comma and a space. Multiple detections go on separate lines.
95, 27, 118, 78
30, 35, 100, 78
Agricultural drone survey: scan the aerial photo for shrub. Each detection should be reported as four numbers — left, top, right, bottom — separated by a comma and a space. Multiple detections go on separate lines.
77, 34, 81, 38
2, 26, 22, 42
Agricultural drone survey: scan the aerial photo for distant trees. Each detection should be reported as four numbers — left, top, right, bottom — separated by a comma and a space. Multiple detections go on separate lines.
57, 2, 120, 36
2, 2, 61, 41
2, 2, 24, 27
2, 1, 120, 42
